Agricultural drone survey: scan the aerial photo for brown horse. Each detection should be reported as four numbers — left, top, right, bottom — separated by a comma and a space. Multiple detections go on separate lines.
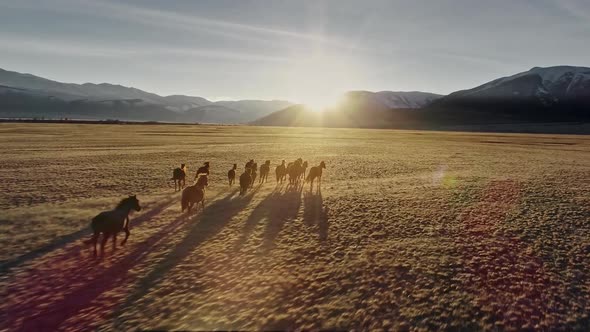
306, 161, 326, 190
181, 175, 208, 214
171, 164, 187, 191
87, 195, 141, 257
275, 160, 286, 183
259, 160, 271, 183
301, 161, 308, 180
228, 163, 237, 186
288, 159, 303, 185
250, 162, 258, 188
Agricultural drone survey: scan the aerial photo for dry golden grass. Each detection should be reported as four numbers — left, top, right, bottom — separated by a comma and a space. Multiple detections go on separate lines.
0, 123, 589, 330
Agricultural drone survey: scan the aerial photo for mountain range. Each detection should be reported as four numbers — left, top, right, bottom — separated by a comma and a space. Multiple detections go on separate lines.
0, 68, 292, 123
1, 66, 589, 130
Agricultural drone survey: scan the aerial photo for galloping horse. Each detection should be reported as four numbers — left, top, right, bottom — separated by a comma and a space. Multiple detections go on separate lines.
240, 168, 252, 195
250, 162, 258, 188
87, 195, 141, 257
259, 160, 271, 183
275, 160, 286, 183
300, 161, 308, 180
228, 163, 237, 186
181, 175, 208, 214
306, 161, 326, 190
288, 159, 303, 185
171, 164, 187, 191
195, 162, 210, 180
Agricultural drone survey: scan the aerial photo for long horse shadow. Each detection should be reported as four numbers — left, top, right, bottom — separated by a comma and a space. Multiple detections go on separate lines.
2, 190, 236, 331
112, 186, 259, 328
303, 186, 329, 242
0, 193, 179, 274
233, 186, 283, 250
233, 182, 304, 252
260, 182, 304, 250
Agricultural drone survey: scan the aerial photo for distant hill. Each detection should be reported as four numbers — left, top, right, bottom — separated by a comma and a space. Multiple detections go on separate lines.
345, 90, 442, 109
252, 91, 443, 128
254, 66, 590, 130
0, 68, 293, 123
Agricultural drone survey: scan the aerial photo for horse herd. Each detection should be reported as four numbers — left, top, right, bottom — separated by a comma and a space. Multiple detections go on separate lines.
87, 159, 326, 257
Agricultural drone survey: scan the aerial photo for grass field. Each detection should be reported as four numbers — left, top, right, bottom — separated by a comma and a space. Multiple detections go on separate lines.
1, 123, 589, 330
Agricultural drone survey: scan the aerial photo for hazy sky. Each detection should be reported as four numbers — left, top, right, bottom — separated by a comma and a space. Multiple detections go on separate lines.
1, 0, 589, 105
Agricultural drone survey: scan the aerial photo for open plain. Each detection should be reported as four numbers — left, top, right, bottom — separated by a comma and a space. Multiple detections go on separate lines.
1, 123, 589, 331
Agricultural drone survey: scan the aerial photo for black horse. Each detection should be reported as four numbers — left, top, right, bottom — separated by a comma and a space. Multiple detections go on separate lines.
87, 195, 141, 257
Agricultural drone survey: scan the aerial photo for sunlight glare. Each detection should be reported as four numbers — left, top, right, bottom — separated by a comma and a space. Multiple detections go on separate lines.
285, 53, 359, 112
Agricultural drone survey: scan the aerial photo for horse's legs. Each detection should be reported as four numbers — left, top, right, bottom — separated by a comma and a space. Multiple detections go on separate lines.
122, 225, 130, 245
112, 233, 117, 251
91, 230, 99, 257
100, 233, 109, 257
201, 198, 205, 210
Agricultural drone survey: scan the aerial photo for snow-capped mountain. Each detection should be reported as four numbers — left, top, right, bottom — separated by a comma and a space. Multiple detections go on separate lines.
345, 91, 442, 109
440, 66, 590, 105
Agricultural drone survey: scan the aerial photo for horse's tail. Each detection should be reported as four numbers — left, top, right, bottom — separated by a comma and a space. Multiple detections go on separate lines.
305, 171, 313, 183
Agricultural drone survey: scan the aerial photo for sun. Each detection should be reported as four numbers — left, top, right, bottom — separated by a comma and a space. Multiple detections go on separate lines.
284, 53, 359, 112
304, 93, 342, 112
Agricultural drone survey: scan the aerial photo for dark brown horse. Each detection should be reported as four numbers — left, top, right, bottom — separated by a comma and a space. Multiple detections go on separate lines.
240, 168, 252, 195
228, 163, 237, 186
195, 162, 210, 180
171, 164, 187, 191
87, 195, 141, 257
306, 161, 326, 190
181, 175, 208, 214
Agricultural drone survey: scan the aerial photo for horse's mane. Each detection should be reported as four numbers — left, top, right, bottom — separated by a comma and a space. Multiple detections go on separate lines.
116, 196, 135, 209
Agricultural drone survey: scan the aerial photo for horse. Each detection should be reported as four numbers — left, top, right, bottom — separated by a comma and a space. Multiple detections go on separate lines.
87, 195, 141, 257
171, 164, 187, 191
301, 161, 308, 180
288, 159, 303, 185
228, 163, 237, 186
306, 161, 326, 190
250, 162, 258, 188
181, 175, 208, 214
195, 162, 210, 180
240, 168, 252, 195
245, 159, 254, 170
275, 160, 286, 183
259, 160, 271, 183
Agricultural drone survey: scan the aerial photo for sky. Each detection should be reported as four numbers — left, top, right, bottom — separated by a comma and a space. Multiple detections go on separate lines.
1, 0, 589, 106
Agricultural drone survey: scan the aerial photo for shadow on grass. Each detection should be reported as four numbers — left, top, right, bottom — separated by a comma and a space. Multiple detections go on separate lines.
303, 186, 329, 242
2, 189, 250, 331
113, 186, 259, 328
233, 182, 304, 252
0, 193, 179, 273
